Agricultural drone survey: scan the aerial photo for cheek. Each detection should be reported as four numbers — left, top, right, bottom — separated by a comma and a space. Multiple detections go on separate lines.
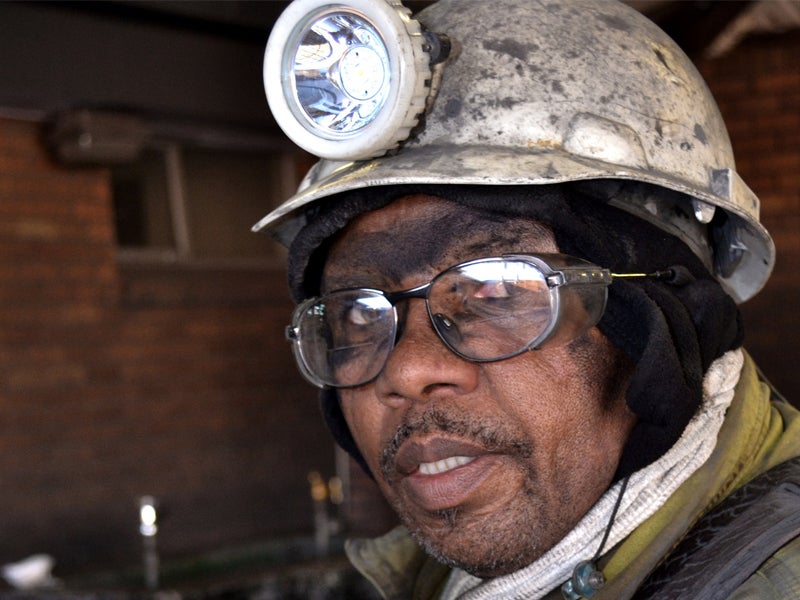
339, 391, 388, 473
484, 335, 633, 477
483, 351, 572, 433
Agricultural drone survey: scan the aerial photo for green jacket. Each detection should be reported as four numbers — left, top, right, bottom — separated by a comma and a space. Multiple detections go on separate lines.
345, 352, 800, 599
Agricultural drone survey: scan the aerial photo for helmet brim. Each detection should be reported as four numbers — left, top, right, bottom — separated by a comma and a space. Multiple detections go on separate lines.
253, 144, 773, 302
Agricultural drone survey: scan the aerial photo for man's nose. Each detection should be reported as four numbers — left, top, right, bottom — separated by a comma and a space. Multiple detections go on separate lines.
373, 299, 479, 408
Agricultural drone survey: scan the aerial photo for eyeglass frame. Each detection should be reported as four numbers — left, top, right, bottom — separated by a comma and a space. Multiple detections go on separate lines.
284, 253, 633, 389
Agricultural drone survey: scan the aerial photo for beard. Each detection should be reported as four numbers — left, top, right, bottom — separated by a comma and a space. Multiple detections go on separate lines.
378, 406, 576, 578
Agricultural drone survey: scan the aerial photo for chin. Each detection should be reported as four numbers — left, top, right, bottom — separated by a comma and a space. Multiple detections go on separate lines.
413, 528, 537, 578
402, 508, 545, 578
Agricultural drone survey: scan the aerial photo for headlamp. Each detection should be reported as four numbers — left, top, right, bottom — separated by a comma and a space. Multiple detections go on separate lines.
264, 0, 439, 160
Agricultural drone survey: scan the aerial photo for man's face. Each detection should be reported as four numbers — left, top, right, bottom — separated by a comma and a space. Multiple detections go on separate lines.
322, 194, 636, 577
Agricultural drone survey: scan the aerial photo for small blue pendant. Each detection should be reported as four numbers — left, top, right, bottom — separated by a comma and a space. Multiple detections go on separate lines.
561, 560, 605, 599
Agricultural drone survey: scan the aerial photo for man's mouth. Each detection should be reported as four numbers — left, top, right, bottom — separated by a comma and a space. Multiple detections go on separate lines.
392, 437, 489, 476
379, 409, 532, 513
385, 436, 504, 511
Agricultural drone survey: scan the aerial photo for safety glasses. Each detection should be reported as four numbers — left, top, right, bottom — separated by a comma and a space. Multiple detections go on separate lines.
286, 254, 613, 388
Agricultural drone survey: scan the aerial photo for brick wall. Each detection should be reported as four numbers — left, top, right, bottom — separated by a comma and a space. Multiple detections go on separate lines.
697, 31, 800, 402
0, 118, 348, 579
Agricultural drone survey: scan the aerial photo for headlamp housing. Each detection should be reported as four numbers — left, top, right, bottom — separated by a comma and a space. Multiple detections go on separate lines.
264, 0, 434, 160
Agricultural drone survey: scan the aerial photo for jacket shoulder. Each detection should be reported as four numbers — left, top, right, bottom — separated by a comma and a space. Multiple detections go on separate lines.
728, 535, 800, 599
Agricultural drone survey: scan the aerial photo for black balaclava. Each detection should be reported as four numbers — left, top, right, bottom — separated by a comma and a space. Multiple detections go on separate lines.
288, 183, 743, 480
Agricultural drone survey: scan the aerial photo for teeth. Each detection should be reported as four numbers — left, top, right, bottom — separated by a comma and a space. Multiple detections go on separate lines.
418, 456, 475, 475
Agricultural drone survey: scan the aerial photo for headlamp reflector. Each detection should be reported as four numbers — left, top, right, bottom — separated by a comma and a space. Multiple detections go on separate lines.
289, 10, 391, 135
264, 0, 433, 160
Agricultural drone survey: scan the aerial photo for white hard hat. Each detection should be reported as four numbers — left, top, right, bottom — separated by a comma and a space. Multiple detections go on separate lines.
254, 0, 774, 303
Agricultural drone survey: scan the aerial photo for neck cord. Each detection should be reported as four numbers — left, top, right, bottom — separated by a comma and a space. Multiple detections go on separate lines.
561, 475, 631, 600
594, 474, 630, 561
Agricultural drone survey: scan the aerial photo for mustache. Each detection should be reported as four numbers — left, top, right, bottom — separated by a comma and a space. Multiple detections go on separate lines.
379, 406, 532, 483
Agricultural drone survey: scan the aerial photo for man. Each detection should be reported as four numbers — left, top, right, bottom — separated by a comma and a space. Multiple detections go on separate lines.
255, 0, 800, 597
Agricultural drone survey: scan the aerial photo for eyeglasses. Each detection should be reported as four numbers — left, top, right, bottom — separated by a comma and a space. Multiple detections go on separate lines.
285, 253, 623, 389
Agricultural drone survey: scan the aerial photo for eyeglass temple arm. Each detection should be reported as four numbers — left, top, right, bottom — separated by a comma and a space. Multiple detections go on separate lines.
612, 265, 692, 286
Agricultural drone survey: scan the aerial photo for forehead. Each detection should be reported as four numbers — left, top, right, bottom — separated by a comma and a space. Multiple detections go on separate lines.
322, 194, 557, 290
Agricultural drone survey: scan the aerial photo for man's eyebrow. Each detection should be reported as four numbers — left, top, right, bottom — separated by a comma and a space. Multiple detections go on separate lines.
322, 208, 546, 293
322, 227, 438, 292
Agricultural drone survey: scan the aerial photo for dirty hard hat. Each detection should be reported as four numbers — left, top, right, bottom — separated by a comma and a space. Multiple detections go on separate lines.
254, 0, 774, 303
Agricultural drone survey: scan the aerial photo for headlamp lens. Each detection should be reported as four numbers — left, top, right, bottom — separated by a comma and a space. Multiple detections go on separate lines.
289, 11, 391, 136
287, 254, 612, 388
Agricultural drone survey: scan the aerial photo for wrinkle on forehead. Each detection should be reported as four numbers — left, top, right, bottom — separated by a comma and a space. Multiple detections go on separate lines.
323, 195, 557, 291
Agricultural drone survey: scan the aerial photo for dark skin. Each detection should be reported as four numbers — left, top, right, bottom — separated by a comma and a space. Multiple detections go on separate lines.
322, 195, 636, 577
